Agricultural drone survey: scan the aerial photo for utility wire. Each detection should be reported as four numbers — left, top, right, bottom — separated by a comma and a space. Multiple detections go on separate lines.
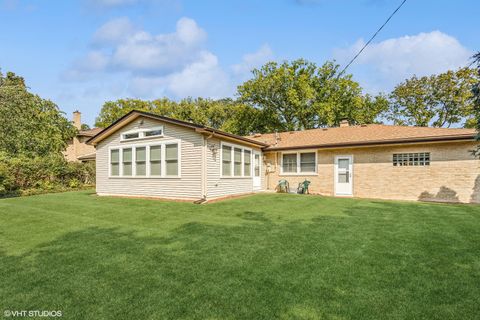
337, 0, 408, 78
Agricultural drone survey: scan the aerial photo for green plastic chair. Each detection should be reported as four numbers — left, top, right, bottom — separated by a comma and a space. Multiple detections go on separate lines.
277, 179, 290, 193
303, 180, 311, 194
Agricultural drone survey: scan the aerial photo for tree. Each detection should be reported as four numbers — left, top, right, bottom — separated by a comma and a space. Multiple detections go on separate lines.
237, 59, 387, 132
95, 99, 153, 128
471, 52, 480, 156
388, 68, 478, 127
0, 71, 76, 157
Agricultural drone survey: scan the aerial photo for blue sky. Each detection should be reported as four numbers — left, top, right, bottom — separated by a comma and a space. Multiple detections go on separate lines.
0, 0, 478, 126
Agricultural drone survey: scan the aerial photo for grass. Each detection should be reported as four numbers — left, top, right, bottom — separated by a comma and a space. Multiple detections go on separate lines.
1, 191, 480, 319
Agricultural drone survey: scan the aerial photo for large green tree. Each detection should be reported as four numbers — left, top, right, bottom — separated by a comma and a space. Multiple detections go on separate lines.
94, 97, 261, 135
0, 71, 76, 157
237, 59, 388, 132
388, 67, 478, 128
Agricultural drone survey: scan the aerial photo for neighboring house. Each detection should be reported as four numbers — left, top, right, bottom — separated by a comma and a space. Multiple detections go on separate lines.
64, 111, 102, 162
88, 111, 480, 203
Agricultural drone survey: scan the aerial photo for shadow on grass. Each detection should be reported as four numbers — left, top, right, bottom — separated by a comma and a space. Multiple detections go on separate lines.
1, 212, 479, 320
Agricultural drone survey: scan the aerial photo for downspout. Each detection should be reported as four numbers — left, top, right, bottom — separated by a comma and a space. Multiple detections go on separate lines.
196, 132, 215, 204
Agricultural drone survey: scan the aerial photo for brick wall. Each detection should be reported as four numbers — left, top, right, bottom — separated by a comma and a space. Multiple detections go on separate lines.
264, 141, 480, 203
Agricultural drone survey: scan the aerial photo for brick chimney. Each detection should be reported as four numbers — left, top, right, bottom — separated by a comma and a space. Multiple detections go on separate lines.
73, 111, 81, 130
339, 119, 349, 127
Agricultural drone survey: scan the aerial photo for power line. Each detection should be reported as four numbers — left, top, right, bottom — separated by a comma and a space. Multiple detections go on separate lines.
337, 0, 408, 78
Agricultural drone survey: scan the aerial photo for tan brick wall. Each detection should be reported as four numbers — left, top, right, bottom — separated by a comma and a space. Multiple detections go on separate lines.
264, 141, 480, 203
63, 136, 96, 162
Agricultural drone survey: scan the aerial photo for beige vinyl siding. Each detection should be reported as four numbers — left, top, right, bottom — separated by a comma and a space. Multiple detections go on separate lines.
96, 117, 203, 200
205, 137, 262, 199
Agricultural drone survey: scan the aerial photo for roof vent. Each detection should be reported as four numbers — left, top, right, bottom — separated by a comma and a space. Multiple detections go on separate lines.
322, 128, 328, 131
361, 124, 368, 127
253, 133, 262, 137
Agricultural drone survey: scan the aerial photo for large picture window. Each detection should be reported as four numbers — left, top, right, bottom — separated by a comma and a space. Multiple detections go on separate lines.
281, 151, 317, 174
109, 140, 180, 178
221, 143, 255, 178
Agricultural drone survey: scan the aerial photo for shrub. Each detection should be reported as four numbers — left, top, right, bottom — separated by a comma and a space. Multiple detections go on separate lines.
0, 152, 95, 197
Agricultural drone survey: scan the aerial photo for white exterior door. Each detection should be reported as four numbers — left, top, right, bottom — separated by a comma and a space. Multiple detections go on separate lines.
253, 152, 261, 190
334, 155, 353, 196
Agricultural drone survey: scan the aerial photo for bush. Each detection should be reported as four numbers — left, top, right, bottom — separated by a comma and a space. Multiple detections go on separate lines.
0, 152, 95, 197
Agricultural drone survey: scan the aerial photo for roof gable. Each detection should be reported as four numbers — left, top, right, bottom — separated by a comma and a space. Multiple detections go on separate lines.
87, 110, 269, 147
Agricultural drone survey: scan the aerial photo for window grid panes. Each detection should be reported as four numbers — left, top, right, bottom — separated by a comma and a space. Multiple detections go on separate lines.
122, 148, 133, 176
222, 145, 232, 176
234, 148, 242, 176
393, 152, 430, 166
244, 150, 251, 177
145, 129, 163, 137
110, 149, 119, 176
150, 145, 162, 176
135, 147, 146, 176
123, 132, 139, 140
282, 154, 297, 173
300, 152, 316, 172
165, 144, 179, 176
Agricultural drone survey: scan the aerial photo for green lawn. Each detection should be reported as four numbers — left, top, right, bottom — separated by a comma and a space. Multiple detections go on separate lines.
1, 191, 480, 320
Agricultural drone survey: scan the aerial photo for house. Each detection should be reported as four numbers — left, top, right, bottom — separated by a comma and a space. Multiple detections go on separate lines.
87, 110, 480, 203
64, 111, 101, 162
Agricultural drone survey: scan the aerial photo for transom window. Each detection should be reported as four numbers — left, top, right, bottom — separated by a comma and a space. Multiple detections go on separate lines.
393, 152, 430, 166
221, 143, 254, 177
109, 141, 180, 178
281, 152, 317, 174
121, 126, 164, 141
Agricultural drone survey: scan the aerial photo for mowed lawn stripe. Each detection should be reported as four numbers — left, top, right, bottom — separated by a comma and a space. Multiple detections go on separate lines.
1, 191, 479, 319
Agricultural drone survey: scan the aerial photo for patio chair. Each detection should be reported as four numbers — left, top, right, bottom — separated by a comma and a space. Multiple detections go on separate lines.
297, 180, 311, 194
276, 179, 290, 193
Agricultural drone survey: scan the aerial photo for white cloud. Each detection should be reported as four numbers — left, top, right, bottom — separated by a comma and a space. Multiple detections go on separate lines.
87, 0, 140, 8
111, 17, 207, 73
333, 31, 472, 92
65, 17, 273, 99
167, 51, 232, 98
231, 44, 273, 79
92, 17, 136, 45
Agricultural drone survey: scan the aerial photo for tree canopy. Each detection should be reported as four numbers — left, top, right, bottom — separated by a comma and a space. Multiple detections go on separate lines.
0, 71, 76, 157
387, 67, 478, 128
237, 59, 388, 131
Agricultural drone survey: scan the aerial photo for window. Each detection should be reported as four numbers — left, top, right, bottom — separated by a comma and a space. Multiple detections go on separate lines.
150, 145, 162, 176
222, 145, 232, 176
234, 148, 242, 176
135, 147, 146, 176
221, 143, 255, 178
393, 152, 430, 166
281, 151, 317, 174
145, 128, 163, 137
282, 154, 297, 173
121, 126, 163, 141
122, 148, 133, 176
110, 149, 120, 176
123, 132, 139, 140
165, 144, 179, 176
244, 150, 251, 176
300, 152, 316, 172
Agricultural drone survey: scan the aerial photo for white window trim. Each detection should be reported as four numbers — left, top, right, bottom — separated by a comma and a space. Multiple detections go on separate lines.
280, 150, 318, 175
108, 139, 181, 179
220, 141, 254, 179
120, 126, 164, 142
